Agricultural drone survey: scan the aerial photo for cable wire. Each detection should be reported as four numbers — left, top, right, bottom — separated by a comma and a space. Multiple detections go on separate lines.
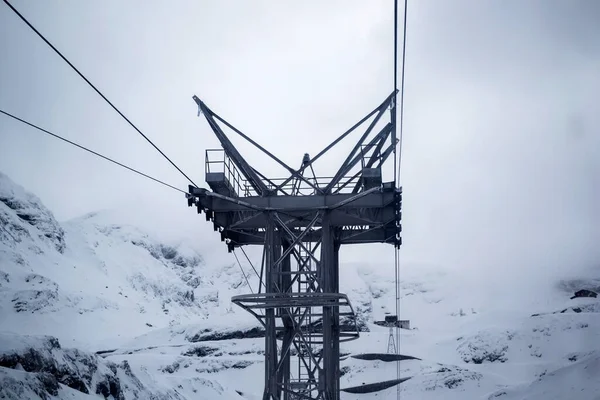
398, 0, 408, 180
233, 249, 254, 294
240, 246, 265, 292
393, 0, 408, 398
0, 109, 187, 194
2, 0, 198, 188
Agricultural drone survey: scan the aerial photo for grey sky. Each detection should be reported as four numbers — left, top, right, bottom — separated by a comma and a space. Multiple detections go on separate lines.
1, 1, 599, 278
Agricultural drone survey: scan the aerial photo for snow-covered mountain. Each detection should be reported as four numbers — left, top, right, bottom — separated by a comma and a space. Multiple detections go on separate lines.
1, 170, 599, 399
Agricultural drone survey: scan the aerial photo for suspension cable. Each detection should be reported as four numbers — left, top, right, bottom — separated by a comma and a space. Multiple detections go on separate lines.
394, 0, 408, 398
398, 0, 408, 180
240, 246, 265, 292
2, 0, 198, 188
394, 0, 401, 392
232, 249, 254, 294
0, 109, 187, 194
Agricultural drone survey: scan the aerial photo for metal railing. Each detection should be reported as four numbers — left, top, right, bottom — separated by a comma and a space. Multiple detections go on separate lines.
205, 149, 367, 197
264, 175, 362, 196
205, 149, 250, 197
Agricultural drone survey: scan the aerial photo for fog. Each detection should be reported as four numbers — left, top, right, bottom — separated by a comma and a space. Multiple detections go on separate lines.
1, 0, 599, 281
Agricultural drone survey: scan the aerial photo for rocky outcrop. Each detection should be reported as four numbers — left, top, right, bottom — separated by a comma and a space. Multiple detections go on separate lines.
457, 331, 512, 364
0, 172, 65, 253
0, 368, 60, 400
558, 278, 600, 297
186, 326, 265, 342
570, 289, 598, 299
0, 333, 179, 400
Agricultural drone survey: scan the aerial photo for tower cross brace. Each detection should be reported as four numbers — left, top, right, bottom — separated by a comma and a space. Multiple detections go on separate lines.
186, 92, 402, 400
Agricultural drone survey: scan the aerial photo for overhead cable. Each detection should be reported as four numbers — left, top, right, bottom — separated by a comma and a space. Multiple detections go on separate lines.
233, 249, 254, 294
0, 109, 187, 194
398, 0, 408, 180
394, 0, 409, 399
2, 0, 198, 188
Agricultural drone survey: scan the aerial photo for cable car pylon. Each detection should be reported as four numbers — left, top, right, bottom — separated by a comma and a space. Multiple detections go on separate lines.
186, 90, 402, 399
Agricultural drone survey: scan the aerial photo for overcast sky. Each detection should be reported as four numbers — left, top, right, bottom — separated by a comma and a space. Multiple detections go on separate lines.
1, 0, 599, 280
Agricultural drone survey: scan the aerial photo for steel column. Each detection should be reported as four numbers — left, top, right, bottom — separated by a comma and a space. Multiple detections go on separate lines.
320, 212, 339, 399
279, 239, 292, 400
264, 215, 278, 400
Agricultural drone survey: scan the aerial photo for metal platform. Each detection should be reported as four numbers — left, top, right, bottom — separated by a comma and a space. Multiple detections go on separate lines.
341, 377, 412, 394
351, 353, 421, 362
205, 149, 247, 197
232, 293, 360, 344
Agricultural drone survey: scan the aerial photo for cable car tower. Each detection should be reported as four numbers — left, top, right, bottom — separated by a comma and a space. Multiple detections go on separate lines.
186, 90, 402, 399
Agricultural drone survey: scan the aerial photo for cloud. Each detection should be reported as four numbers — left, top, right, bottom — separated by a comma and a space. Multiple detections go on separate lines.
1, 0, 598, 276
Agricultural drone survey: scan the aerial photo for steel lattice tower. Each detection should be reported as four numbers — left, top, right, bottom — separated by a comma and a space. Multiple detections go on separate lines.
186, 92, 402, 400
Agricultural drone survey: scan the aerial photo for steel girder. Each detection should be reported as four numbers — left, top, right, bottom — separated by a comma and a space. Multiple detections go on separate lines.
186, 93, 402, 400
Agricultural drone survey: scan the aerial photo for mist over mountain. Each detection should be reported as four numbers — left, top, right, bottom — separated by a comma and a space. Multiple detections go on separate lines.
1, 171, 599, 399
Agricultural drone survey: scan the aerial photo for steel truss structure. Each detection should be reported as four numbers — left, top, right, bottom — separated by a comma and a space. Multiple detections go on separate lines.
186, 91, 402, 400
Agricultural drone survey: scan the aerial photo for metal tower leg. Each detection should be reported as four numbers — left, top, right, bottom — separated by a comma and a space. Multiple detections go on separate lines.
279, 240, 292, 400
320, 212, 339, 400
264, 216, 278, 400
333, 243, 341, 397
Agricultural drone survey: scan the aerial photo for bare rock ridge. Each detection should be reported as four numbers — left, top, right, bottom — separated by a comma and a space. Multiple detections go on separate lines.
570, 289, 598, 300
0, 332, 179, 400
0, 172, 65, 253
0, 171, 248, 335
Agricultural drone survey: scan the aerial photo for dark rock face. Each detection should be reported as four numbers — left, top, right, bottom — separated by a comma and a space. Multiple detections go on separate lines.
0, 369, 60, 400
0, 335, 61, 369
162, 361, 181, 374
559, 279, 600, 297
0, 334, 135, 400
231, 360, 254, 369
12, 289, 59, 313
183, 345, 221, 357
130, 240, 203, 271
0, 174, 66, 253
457, 333, 510, 364
0, 334, 183, 399
465, 349, 507, 364
0, 338, 102, 395
187, 326, 265, 342
444, 377, 463, 388
0, 270, 9, 285
194, 360, 256, 373
571, 289, 598, 299
10, 274, 62, 313
36, 372, 61, 397
421, 365, 483, 391
96, 372, 123, 399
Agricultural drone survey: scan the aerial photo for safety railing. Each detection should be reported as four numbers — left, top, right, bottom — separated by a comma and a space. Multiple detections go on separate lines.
205, 149, 250, 197
205, 149, 367, 197
263, 175, 362, 196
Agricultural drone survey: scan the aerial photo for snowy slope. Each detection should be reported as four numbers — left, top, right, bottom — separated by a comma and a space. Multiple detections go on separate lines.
1, 170, 599, 399
0, 171, 256, 349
